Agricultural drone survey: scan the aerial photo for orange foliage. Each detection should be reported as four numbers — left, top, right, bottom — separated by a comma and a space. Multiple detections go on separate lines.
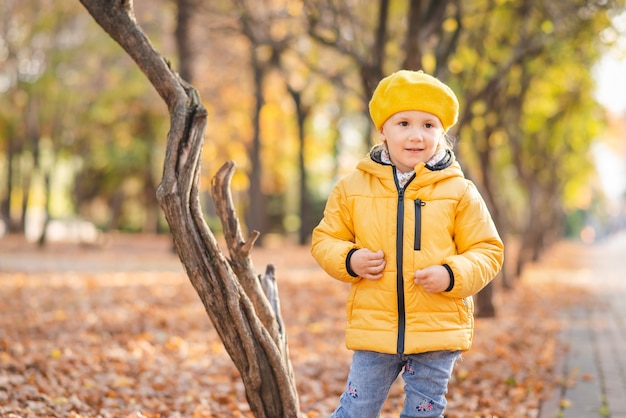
0, 234, 591, 417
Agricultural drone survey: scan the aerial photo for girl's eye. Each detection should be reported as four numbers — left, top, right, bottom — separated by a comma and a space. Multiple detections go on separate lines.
424, 123, 433, 128
399, 121, 409, 127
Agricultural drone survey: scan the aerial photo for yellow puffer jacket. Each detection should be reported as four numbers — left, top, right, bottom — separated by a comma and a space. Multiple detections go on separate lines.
311, 147, 504, 355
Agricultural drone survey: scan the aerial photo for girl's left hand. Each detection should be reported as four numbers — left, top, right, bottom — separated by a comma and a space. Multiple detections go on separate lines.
414, 265, 451, 293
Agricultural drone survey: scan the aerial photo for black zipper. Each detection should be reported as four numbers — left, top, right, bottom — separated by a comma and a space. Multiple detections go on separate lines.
414, 199, 425, 251
393, 170, 415, 354
396, 187, 406, 354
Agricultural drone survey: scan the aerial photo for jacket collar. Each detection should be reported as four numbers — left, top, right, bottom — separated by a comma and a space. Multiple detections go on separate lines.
356, 144, 464, 189
368, 144, 455, 171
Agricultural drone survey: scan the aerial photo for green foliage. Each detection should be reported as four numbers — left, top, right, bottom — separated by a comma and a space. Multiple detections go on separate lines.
1, 0, 168, 232
451, 0, 624, 247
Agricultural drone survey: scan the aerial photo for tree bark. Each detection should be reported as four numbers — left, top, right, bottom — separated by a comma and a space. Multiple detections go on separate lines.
77, 1, 301, 416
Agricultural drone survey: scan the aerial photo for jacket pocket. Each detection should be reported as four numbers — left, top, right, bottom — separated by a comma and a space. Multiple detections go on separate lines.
414, 199, 425, 250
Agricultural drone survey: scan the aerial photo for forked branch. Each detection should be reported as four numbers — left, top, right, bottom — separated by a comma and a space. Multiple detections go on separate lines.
78, 1, 301, 416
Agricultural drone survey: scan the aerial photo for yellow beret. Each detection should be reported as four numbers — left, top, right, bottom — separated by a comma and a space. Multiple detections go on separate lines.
368, 70, 459, 132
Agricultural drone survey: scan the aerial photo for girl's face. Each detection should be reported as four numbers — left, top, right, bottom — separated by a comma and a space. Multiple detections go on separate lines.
380, 110, 445, 173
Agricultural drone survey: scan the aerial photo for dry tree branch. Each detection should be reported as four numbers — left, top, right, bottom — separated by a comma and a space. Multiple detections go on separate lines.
78, 1, 302, 416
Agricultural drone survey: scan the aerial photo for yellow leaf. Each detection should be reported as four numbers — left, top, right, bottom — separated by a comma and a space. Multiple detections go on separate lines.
50, 348, 62, 359
112, 376, 134, 388
307, 322, 326, 333
456, 369, 469, 380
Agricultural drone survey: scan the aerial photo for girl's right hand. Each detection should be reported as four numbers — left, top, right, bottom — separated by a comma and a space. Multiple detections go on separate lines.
350, 249, 386, 280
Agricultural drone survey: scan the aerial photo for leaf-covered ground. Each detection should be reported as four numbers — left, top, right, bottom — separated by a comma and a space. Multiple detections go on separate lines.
0, 234, 594, 417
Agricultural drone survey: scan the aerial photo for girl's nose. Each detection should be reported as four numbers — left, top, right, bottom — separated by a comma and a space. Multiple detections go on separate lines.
409, 129, 423, 141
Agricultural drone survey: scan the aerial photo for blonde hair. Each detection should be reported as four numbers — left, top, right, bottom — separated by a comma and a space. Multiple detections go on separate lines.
439, 132, 456, 152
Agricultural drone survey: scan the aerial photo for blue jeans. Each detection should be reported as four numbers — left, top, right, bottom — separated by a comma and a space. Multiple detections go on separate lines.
331, 350, 461, 418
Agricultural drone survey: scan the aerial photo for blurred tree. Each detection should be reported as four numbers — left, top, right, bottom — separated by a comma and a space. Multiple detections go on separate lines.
1, 0, 623, 318
232, 0, 319, 245
0, 0, 44, 233
453, 0, 619, 287
302, 0, 624, 315
177, 0, 364, 246
236, 0, 274, 244
0, 0, 90, 238
73, 4, 171, 233
303, 0, 519, 316
175, 0, 197, 83
283, 68, 313, 244
0, 0, 170, 238
195, 0, 335, 245
306, 0, 460, 137
305, 0, 387, 146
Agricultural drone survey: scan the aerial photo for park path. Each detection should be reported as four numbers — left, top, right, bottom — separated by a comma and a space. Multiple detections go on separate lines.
537, 231, 626, 418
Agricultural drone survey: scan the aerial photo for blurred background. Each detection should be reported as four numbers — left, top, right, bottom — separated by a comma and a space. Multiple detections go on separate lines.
1, 0, 625, 285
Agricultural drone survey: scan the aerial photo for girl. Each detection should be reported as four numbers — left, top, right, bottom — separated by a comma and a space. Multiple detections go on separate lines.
311, 70, 504, 418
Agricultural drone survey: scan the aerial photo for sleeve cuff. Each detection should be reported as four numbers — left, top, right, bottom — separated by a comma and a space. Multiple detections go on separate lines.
443, 264, 454, 292
346, 248, 359, 277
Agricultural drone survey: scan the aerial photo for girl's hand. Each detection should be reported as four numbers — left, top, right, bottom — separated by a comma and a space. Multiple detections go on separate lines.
414, 265, 451, 293
350, 249, 386, 280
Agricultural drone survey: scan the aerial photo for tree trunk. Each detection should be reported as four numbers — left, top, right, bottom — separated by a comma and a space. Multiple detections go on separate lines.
474, 280, 496, 318
78, 1, 302, 416
174, 0, 195, 83
1, 133, 15, 232
286, 87, 312, 246
403, 0, 452, 71
246, 60, 267, 244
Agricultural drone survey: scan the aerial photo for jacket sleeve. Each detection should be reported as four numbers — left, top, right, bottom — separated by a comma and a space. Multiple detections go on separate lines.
441, 181, 504, 299
310, 181, 362, 284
